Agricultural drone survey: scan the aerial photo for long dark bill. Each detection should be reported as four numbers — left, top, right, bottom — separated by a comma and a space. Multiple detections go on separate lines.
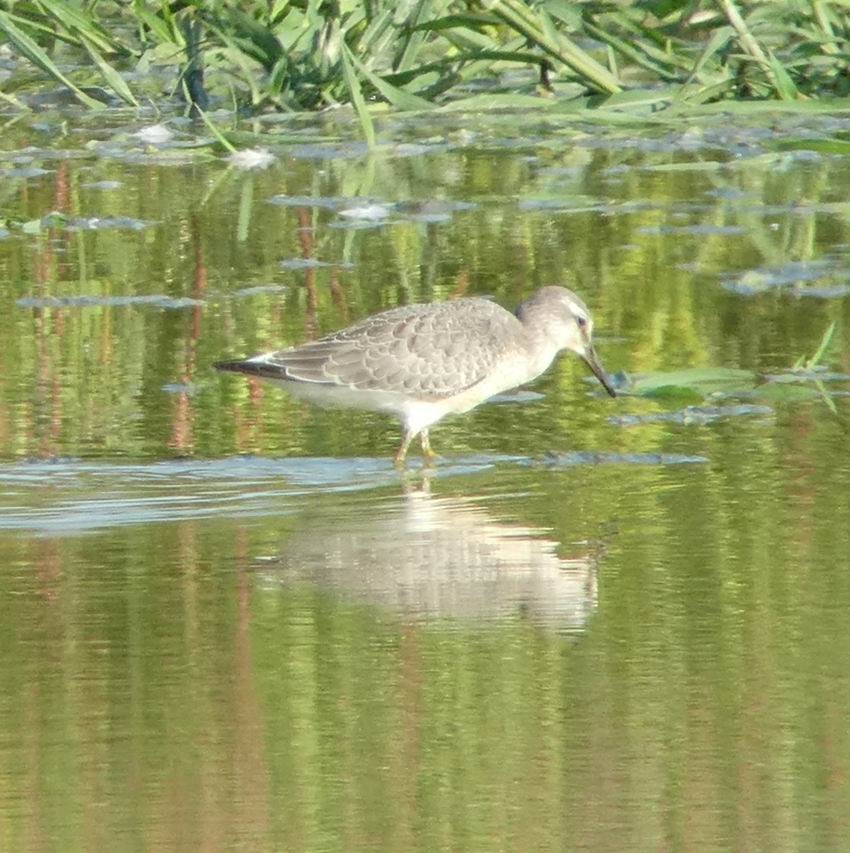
583, 345, 617, 398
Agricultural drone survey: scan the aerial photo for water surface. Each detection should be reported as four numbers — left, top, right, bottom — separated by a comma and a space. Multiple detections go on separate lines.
1, 107, 849, 850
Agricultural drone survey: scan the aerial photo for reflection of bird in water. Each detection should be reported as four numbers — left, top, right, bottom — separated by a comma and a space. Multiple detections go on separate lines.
253, 485, 602, 633
216, 286, 616, 465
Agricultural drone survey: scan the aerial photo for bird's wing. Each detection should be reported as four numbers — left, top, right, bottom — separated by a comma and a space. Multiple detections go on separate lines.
228, 298, 523, 399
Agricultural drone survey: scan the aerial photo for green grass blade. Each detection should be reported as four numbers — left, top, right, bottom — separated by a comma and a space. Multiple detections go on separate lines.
133, 0, 180, 44
0, 9, 104, 108
717, 0, 797, 99
489, 0, 621, 94
34, 0, 120, 55
80, 36, 139, 106
409, 13, 499, 34
686, 25, 735, 83
357, 8, 396, 60
204, 21, 263, 106
220, 7, 285, 72
394, 0, 444, 72
582, 19, 681, 81
344, 49, 434, 111
340, 41, 376, 147
767, 51, 800, 101
0, 89, 26, 109
194, 107, 237, 152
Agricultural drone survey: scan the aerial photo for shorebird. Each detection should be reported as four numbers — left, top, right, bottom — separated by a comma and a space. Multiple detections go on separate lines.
215, 285, 616, 464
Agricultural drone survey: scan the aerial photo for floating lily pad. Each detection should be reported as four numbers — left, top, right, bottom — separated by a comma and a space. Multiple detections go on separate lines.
640, 161, 725, 173
95, 145, 214, 166
489, 390, 546, 405
268, 195, 355, 210
133, 124, 175, 145
386, 142, 449, 158
394, 199, 476, 223
291, 142, 370, 160
226, 148, 276, 170
231, 284, 288, 297
537, 451, 709, 467
17, 294, 203, 309
279, 258, 354, 270
519, 196, 606, 213
338, 203, 393, 221
609, 404, 774, 427
5, 147, 90, 162
161, 383, 197, 395
329, 219, 390, 231
748, 383, 821, 403
704, 187, 758, 201
721, 261, 850, 296
67, 216, 154, 231
794, 285, 850, 299
21, 212, 154, 233
638, 224, 746, 236
81, 180, 123, 190
21, 218, 43, 235
0, 167, 52, 178
763, 369, 850, 384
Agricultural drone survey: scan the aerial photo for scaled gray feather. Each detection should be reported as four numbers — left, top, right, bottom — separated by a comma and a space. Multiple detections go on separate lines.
259, 298, 522, 399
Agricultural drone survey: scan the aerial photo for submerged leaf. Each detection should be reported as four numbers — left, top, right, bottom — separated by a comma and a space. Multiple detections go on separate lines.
610, 405, 774, 427
614, 368, 758, 398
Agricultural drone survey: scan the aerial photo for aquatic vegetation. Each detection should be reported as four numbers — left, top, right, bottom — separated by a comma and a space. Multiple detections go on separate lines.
609, 404, 774, 427
5, 0, 850, 134
2, 14, 850, 844
133, 124, 175, 145
225, 147, 277, 170
537, 450, 709, 466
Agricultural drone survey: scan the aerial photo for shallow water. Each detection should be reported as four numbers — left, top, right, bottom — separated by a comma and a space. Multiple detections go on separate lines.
1, 107, 850, 850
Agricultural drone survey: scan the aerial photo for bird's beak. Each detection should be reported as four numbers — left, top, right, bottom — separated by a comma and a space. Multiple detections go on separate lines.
583, 344, 617, 398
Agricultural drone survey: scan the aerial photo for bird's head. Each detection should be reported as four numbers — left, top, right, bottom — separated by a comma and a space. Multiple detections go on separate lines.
516, 286, 616, 397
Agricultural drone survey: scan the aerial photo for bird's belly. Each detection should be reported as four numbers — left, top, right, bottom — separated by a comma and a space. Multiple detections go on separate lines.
448, 354, 554, 415
267, 349, 554, 432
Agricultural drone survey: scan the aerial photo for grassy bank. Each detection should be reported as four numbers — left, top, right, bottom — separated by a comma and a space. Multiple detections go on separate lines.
2, 1, 850, 122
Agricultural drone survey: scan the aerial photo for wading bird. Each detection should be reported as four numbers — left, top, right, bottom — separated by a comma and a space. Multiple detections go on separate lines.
216, 286, 616, 465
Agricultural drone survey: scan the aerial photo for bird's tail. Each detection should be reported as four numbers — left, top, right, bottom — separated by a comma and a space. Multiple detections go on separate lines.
214, 359, 282, 379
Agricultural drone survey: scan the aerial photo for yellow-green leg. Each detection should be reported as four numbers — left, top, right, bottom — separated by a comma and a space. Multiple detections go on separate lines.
396, 428, 438, 467
395, 430, 416, 467
420, 429, 438, 462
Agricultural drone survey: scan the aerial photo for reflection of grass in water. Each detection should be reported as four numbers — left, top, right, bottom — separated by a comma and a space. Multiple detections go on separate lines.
794, 320, 842, 418
794, 320, 837, 372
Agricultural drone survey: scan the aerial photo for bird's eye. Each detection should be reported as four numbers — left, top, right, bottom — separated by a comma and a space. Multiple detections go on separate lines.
576, 315, 588, 329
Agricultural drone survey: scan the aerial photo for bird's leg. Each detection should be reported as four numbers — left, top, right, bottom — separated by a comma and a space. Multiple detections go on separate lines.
395, 430, 417, 467
420, 429, 438, 463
